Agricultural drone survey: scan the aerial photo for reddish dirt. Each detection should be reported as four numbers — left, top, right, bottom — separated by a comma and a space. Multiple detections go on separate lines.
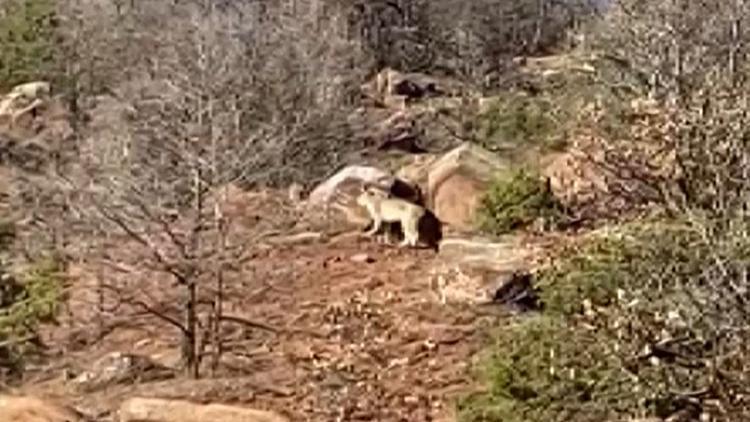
22, 232, 505, 422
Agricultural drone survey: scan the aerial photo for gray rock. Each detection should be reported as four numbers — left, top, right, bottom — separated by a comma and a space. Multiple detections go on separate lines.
71, 352, 174, 392
307, 165, 391, 206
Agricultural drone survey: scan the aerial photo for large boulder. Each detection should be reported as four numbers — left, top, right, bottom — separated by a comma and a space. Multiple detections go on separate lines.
307, 165, 391, 226
418, 143, 510, 230
395, 154, 440, 194
0, 395, 83, 422
437, 236, 535, 272
308, 165, 391, 207
118, 398, 288, 422
307, 165, 422, 227
396, 143, 512, 230
429, 235, 542, 305
0, 81, 73, 162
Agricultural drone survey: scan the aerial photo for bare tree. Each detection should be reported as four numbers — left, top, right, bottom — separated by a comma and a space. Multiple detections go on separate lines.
55, 0, 369, 377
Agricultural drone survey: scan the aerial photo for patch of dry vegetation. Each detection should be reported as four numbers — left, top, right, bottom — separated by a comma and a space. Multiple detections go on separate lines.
463, 0, 750, 421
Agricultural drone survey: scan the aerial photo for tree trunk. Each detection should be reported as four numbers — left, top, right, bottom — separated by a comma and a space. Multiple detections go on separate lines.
210, 216, 225, 375
181, 279, 198, 378
183, 166, 204, 379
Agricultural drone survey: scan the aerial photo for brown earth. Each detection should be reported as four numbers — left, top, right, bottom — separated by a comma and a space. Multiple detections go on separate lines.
20, 228, 511, 422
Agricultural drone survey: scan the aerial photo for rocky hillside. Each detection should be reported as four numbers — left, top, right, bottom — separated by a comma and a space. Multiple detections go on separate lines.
0, 57, 573, 421
4, 0, 750, 421
0, 48, 682, 422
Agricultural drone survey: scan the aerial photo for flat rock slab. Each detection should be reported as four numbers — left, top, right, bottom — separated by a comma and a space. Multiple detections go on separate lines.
0, 395, 83, 422
119, 398, 289, 422
431, 236, 541, 304
438, 236, 538, 272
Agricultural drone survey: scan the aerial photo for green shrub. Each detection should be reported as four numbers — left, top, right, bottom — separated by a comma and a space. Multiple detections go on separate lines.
538, 220, 715, 317
459, 223, 665, 422
2, 257, 63, 326
459, 315, 639, 422
477, 168, 564, 235
0, 256, 64, 379
463, 219, 750, 421
471, 62, 629, 156
474, 93, 558, 153
537, 231, 634, 317
0, 0, 59, 89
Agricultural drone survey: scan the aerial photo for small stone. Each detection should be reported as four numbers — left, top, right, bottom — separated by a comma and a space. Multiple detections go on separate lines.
404, 395, 420, 405
350, 253, 375, 263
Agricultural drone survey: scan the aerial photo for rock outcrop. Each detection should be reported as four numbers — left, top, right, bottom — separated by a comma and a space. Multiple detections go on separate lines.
308, 165, 392, 207
395, 154, 440, 195
360, 68, 462, 109
0, 395, 84, 422
0, 81, 73, 169
307, 165, 392, 226
309, 143, 508, 232
398, 143, 510, 230
427, 143, 511, 229
371, 110, 427, 153
542, 97, 676, 221
118, 397, 289, 422
308, 165, 422, 227
430, 235, 541, 305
